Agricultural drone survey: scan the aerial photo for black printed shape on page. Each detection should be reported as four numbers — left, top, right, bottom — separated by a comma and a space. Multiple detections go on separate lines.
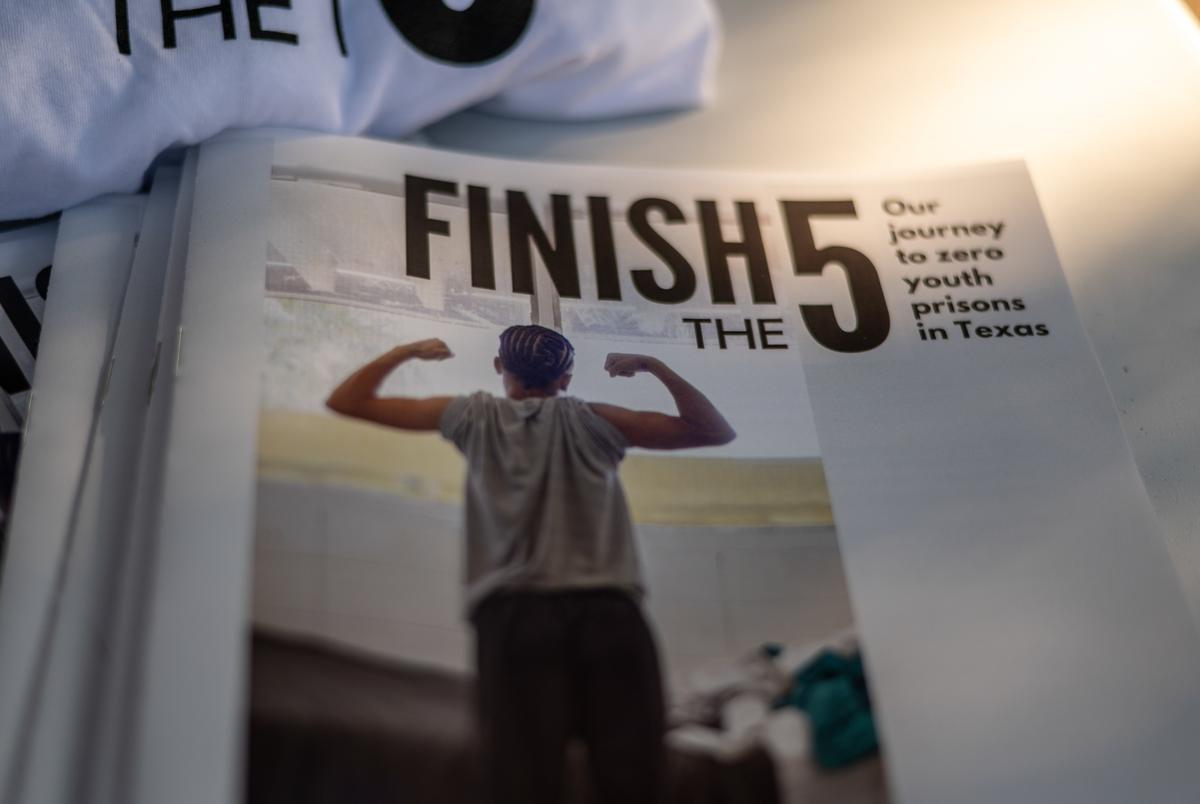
377, 0, 535, 64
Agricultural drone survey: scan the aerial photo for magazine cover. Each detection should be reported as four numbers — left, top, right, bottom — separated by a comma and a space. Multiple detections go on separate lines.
149, 132, 1200, 804
250, 147, 858, 804
0, 194, 146, 804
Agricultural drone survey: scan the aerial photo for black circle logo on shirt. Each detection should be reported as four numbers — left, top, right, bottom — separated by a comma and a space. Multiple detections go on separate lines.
378, 0, 535, 65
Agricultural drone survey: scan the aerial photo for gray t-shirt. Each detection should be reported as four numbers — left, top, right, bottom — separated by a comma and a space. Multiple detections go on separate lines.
440, 391, 644, 612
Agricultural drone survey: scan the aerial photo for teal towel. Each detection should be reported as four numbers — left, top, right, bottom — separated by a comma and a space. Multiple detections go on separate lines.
775, 649, 879, 769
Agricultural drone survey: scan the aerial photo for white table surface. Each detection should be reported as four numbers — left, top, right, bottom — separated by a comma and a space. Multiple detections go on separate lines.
425, 0, 1200, 619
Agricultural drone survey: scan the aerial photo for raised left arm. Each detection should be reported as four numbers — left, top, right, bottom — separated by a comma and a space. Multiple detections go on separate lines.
591, 354, 736, 449
325, 339, 454, 431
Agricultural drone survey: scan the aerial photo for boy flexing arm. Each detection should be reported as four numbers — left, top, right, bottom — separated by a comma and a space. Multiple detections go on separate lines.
590, 353, 736, 449
325, 338, 454, 430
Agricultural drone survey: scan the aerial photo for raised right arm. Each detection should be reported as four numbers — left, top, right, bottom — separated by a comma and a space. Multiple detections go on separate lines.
325, 339, 455, 431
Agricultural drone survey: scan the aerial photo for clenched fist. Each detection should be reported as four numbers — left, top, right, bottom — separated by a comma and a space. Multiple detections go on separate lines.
604, 353, 659, 378
402, 338, 454, 361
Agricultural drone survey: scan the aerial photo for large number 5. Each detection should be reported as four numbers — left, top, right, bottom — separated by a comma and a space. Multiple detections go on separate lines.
781, 201, 890, 353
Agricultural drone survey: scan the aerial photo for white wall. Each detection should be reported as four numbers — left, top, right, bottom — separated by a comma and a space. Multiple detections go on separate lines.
252, 478, 853, 691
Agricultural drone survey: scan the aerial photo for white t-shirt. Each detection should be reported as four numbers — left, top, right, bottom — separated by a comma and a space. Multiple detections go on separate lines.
440, 391, 644, 613
0, 0, 719, 220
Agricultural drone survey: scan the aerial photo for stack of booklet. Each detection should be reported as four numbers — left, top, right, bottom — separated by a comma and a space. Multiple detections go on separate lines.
1, 131, 1198, 804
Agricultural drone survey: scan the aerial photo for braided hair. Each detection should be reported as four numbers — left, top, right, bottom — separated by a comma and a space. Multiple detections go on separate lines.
498, 325, 575, 390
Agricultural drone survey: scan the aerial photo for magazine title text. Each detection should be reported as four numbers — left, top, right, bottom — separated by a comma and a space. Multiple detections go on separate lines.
405, 175, 891, 354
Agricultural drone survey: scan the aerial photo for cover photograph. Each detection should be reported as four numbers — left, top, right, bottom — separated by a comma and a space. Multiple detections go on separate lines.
249, 151, 869, 804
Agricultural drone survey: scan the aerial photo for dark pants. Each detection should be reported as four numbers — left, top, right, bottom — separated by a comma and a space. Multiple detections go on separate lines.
472, 589, 666, 804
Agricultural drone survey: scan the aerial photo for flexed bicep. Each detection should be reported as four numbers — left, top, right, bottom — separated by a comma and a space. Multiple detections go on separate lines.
325, 340, 455, 430
590, 403, 728, 450
595, 353, 736, 449
333, 396, 454, 431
